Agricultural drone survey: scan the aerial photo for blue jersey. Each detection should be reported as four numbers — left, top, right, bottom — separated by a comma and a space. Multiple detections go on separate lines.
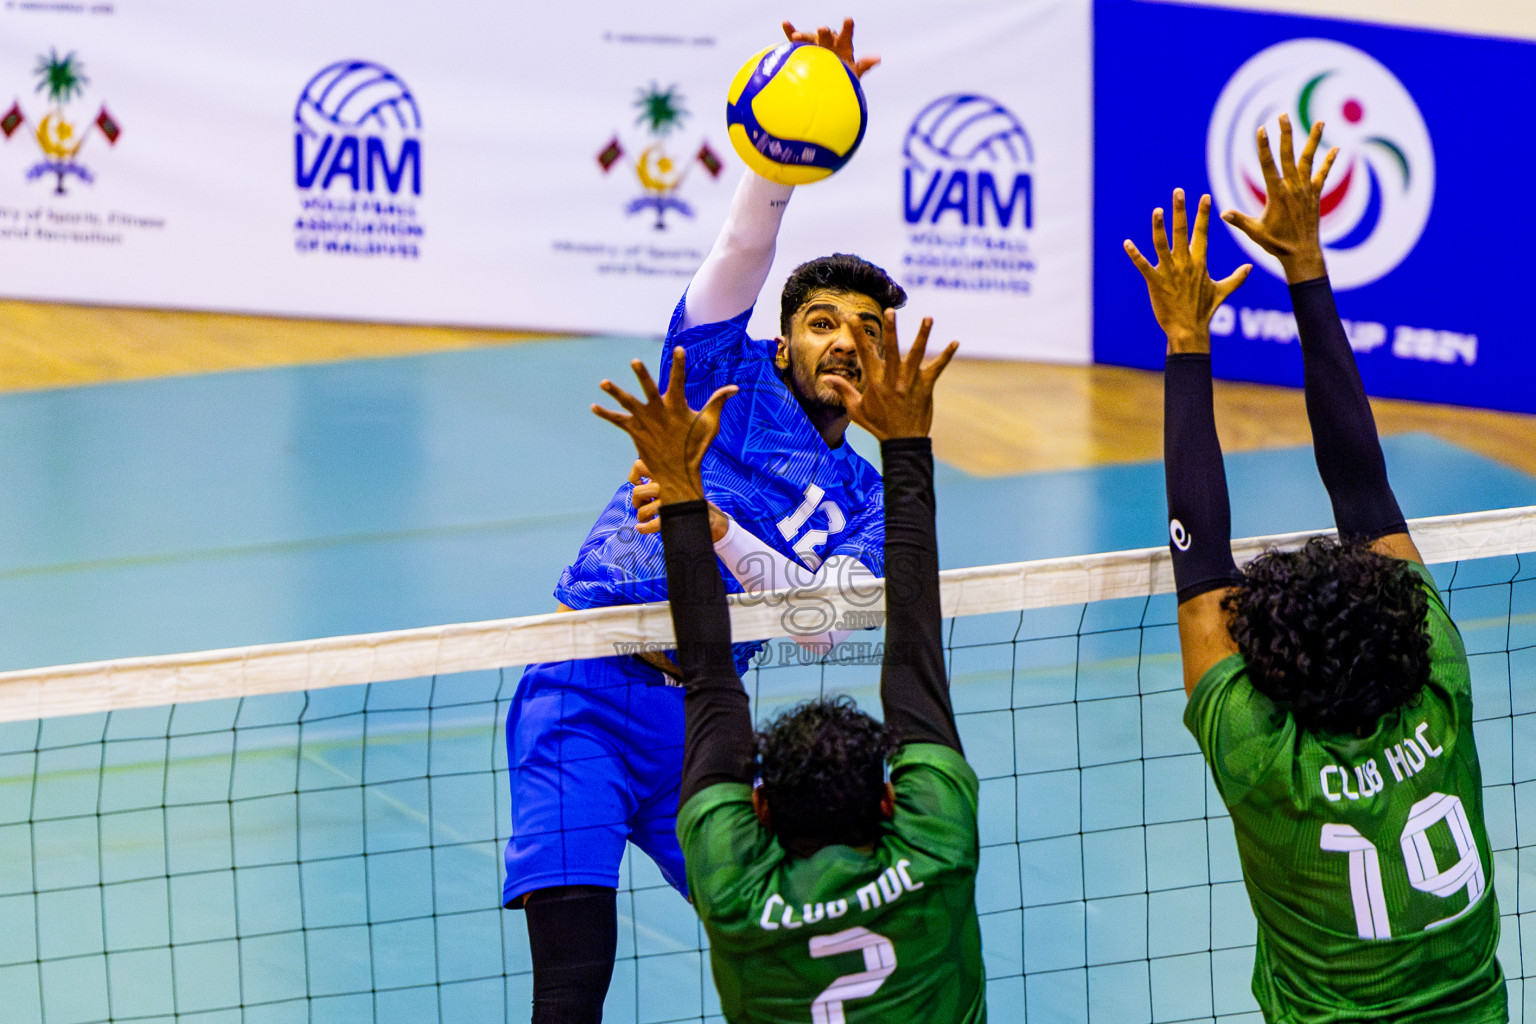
556, 298, 885, 669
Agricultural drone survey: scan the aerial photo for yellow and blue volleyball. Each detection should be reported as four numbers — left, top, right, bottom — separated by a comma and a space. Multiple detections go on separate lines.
725, 42, 868, 186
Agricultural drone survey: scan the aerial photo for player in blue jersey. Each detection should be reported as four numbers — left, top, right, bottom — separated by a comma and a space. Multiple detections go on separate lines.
503, 19, 904, 1024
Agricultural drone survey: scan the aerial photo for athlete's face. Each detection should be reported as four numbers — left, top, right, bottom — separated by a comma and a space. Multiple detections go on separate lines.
775, 289, 884, 415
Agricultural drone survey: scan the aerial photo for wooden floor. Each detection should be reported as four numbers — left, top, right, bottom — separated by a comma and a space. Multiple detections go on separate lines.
3, 298, 1534, 478
0, 299, 539, 392
932, 359, 1536, 477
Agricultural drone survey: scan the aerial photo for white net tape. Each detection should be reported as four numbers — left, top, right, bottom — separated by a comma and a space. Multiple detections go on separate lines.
3, 505, 1533, 724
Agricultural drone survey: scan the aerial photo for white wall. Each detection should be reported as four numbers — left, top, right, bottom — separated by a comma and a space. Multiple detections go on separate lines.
1169, 0, 1536, 41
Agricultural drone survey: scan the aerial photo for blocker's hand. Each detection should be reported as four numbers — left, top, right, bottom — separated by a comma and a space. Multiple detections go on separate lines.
825, 310, 957, 441
1221, 113, 1338, 284
1125, 189, 1251, 355
782, 17, 880, 78
630, 459, 729, 540
593, 348, 736, 505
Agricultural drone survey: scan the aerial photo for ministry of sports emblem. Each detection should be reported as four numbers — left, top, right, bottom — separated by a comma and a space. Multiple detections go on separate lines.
2, 48, 123, 195
596, 82, 723, 230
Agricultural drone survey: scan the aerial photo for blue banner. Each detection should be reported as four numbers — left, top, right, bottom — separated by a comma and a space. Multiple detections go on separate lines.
1094, 0, 1536, 413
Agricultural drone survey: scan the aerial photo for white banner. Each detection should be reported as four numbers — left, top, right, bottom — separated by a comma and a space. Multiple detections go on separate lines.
0, 0, 1090, 362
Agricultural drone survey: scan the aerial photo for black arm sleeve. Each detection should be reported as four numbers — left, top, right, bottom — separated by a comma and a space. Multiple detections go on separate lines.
661, 500, 755, 807
879, 438, 963, 752
1164, 353, 1243, 603
1291, 277, 1407, 542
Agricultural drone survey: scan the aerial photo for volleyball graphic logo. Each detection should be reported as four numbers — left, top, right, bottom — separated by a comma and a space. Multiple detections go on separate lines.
905, 94, 1032, 167
295, 60, 420, 138
1208, 39, 1433, 290
294, 60, 421, 195
902, 94, 1034, 230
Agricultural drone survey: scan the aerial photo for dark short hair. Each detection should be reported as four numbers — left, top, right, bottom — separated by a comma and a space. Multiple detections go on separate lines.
1222, 536, 1431, 734
779, 254, 907, 335
756, 695, 896, 850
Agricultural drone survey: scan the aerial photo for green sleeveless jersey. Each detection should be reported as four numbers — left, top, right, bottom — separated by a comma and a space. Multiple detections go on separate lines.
676, 742, 985, 1024
1185, 564, 1506, 1023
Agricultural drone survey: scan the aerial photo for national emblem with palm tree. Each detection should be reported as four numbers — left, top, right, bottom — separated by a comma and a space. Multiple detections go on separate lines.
1, 48, 123, 195
595, 81, 723, 230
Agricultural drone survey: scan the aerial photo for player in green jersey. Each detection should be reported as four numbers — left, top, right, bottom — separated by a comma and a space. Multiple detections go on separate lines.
1124, 114, 1506, 1022
590, 313, 983, 1024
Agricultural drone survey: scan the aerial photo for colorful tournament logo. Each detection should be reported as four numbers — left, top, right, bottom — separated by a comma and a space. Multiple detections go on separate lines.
596, 82, 722, 230
2, 48, 122, 195
293, 60, 423, 258
901, 94, 1035, 295
1208, 38, 1434, 290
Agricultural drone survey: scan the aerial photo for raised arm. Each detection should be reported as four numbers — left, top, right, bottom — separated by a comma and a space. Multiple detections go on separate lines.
1125, 190, 1251, 695
682, 172, 793, 329
591, 350, 753, 805
825, 310, 960, 749
1222, 114, 1419, 563
681, 18, 879, 330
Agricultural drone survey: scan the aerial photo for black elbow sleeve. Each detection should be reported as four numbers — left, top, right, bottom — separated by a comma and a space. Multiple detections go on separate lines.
1164, 353, 1242, 603
1291, 278, 1407, 542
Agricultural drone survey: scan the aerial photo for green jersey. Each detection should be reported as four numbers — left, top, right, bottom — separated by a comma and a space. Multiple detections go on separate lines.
677, 742, 985, 1024
1186, 564, 1506, 1023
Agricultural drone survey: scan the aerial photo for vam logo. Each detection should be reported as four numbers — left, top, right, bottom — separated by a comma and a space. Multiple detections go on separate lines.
903, 94, 1032, 230
1208, 38, 1433, 290
295, 60, 420, 195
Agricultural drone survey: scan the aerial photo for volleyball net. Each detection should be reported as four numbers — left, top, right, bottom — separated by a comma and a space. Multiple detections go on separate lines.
3, 506, 1535, 1024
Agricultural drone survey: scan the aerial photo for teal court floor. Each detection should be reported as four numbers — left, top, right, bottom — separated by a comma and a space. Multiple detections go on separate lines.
3, 336, 1536, 1024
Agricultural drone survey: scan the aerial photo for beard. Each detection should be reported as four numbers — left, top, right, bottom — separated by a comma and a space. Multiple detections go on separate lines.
791, 353, 862, 413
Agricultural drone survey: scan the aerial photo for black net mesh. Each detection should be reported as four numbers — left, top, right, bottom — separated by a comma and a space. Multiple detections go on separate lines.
1, 552, 1532, 1023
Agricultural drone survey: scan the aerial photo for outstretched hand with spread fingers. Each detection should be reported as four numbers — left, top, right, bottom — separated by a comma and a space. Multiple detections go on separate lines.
1124, 189, 1251, 355
782, 17, 880, 78
1220, 113, 1338, 283
592, 348, 737, 505
824, 310, 957, 441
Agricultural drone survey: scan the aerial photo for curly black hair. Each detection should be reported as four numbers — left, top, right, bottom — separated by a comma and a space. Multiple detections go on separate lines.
1222, 536, 1431, 734
779, 254, 907, 335
756, 695, 896, 850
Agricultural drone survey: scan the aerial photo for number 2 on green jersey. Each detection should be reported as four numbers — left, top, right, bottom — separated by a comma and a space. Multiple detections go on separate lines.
1320, 791, 1486, 940
808, 926, 896, 1024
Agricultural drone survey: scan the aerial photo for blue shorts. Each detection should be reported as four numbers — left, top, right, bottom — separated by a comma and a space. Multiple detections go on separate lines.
502, 655, 687, 907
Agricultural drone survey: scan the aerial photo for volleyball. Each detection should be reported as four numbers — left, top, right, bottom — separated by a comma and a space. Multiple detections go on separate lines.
725, 42, 868, 186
